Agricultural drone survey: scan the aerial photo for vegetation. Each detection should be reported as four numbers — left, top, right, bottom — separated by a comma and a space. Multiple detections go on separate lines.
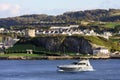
5, 35, 120, 55
103, 22, 120, 28
83, 36, 120, 51
0, 53, 41, 57
89, 22, 120, 28
0, 37, 2, 42
110, 35, 120, 42
0, 9, 120, 55
1, 9, 120, 28
6, 43, 61, 56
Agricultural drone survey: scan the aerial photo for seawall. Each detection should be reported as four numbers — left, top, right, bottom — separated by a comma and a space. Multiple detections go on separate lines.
0, 55, 110, 60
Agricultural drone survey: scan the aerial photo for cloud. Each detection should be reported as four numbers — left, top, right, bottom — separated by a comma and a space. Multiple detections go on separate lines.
0, 3, 11, 11
10, 4, 21, 14
0, 3, 21, 18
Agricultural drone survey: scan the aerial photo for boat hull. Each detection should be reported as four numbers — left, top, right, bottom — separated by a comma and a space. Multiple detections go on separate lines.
57, 59, 94, 72
57, 66, 93, 72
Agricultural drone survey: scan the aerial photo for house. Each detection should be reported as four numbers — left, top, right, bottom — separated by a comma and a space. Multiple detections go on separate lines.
83, 29, 96, 36
50, 26, 70, 30
69, 25, 79, 28
50, 25, 79, 30
93, 47, 109, 55
36, 30, 42, 34
118, 31, 120, 35
104, 32, 112, 36
89, 30, 96, 36
83, 29, 89, 34
0, 42, 4, 49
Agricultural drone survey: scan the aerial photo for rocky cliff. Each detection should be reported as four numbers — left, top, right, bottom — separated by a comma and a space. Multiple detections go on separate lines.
31, 36, 93, 54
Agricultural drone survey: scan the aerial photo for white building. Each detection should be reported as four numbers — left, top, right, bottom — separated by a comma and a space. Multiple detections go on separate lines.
71, 30, 84, 35
69, 25, 79, 28
93, 47, 109, 55
83, 29, 96, 36
0, 42, 4, 49
103, 32, 112, 39
118, 31, 120, 35
89, 30, 97, 36
104, 32, 112, 36
50, 26, 70, 30
50, 25, 79, 30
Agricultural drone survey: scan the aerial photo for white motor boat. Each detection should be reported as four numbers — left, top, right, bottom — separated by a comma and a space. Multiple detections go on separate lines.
57, 59, 94, 72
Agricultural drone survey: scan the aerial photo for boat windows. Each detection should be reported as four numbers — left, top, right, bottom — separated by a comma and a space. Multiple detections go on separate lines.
72, 62, 78, 65
78, 63, 86, 65
72, 62, 86, 65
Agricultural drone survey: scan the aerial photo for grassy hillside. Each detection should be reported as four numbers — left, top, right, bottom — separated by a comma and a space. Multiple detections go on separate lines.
110, 35, 120, 42
1, 9, 120, 27
83, 36, 120, 51
0, 37, 2, 42
89, 22, 120, 28
6, 36, 120, 55
102, 22, 120, 28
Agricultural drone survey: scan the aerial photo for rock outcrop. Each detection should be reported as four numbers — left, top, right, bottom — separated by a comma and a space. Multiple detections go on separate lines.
32, 36, 93, 54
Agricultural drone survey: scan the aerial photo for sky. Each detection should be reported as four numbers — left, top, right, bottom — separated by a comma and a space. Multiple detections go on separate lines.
0, 0, 120, 18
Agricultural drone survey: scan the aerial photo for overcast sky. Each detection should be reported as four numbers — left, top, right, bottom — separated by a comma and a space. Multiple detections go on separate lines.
0, 0, 120, 18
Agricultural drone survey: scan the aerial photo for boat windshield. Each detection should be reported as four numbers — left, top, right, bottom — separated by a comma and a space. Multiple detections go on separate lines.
72, 62, 86, 65
78, 63, 86, 65
72, 62, 78, 65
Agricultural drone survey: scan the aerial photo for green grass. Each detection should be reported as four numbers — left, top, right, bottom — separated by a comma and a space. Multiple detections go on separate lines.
0, 53, 41, 57
89, 21, 120, 28
8, 44, 34, 50
102, 22, 120, 28
84, 36, 108, 46
110, 38, 120, 42
7, 44, 47, 51
6, 43, 60, 55
110, 36, 120, 42
0, 37, 2, 42
83, 36, 120, 51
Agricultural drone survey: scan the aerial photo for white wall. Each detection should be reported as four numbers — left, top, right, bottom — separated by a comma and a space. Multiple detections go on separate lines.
93, 48, 109, 54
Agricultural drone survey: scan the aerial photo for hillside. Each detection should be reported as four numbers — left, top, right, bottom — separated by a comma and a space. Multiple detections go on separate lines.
6, 35, 120, 55
0, 9, 120, 28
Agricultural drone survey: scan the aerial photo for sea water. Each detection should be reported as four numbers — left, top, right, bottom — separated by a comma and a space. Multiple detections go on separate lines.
0, 59, 120, 80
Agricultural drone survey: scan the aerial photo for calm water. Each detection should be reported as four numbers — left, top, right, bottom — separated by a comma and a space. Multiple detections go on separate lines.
0, 59, 120, 80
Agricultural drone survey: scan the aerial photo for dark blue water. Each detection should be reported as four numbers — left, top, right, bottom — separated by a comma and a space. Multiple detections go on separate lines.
0, 59, 120, 80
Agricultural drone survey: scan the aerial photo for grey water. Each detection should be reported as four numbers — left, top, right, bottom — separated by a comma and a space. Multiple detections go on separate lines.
0, 59, 120, 80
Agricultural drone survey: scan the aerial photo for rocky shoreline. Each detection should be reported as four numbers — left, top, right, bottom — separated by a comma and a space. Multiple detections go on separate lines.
0, 55, 115, 60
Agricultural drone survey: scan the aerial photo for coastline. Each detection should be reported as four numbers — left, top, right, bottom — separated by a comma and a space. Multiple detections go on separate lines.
0, 55, 115, 60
